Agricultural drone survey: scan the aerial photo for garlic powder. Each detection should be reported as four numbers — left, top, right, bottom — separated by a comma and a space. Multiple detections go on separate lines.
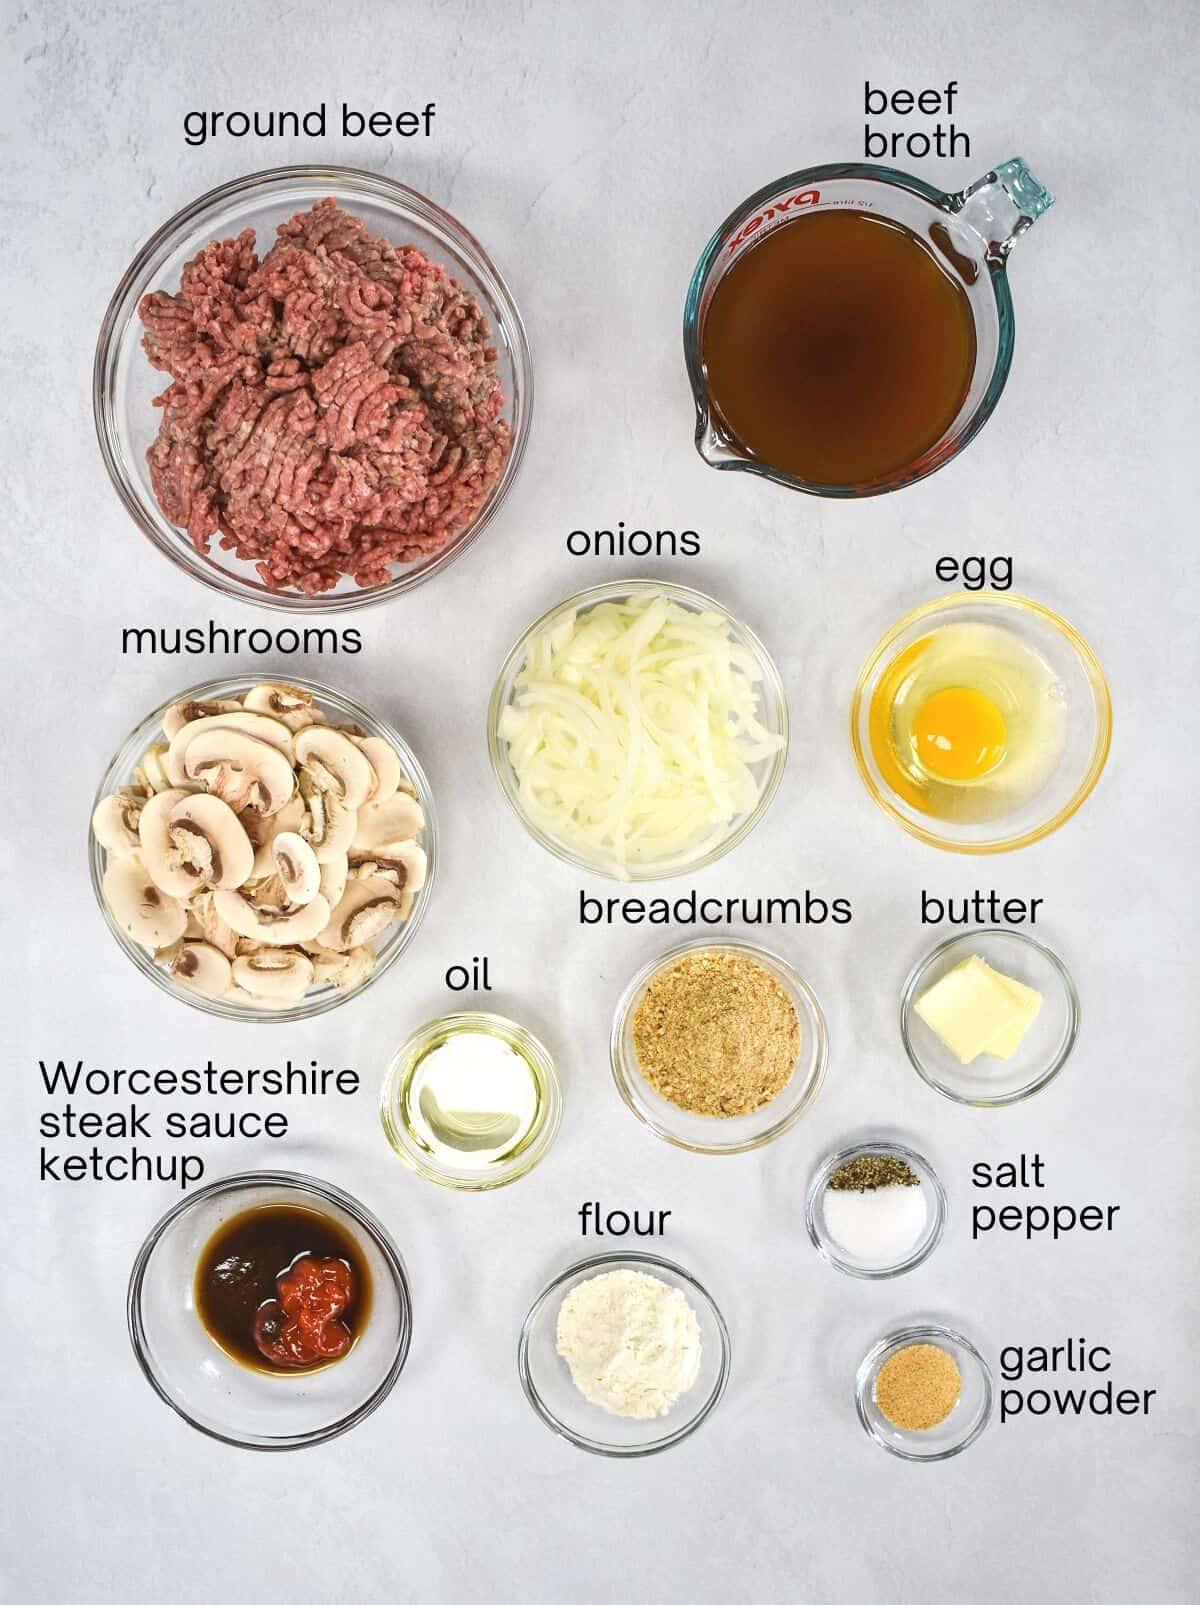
555, 1269, 702, 1419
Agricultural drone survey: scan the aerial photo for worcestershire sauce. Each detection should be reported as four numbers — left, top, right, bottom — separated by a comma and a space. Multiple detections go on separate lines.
195, 1204, 370, 1374
701, 210, 976, 486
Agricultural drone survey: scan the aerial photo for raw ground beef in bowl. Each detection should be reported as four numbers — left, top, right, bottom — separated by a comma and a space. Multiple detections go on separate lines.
94, 168, 532, 610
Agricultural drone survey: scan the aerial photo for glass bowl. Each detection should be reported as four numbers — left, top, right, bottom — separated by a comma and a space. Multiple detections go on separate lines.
518, 1251, 731, 1457
487, 580, 788, 881
856, 1323, 993, 1461
806, 1140, 947, 1278
127, 1171, 412, 1450
901, 929, 1079, 1106
379, 1011, 562, 1191
851, 594, 1111, 852
610, 938, 827, 1154
88, 674, 436, 1021
93, 165, 532, 611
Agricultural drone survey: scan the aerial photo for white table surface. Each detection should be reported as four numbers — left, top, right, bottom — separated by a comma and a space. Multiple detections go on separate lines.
4, 2, 1197, 1600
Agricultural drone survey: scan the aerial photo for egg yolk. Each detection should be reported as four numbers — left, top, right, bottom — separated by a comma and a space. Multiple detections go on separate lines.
912, 687, 1007, 782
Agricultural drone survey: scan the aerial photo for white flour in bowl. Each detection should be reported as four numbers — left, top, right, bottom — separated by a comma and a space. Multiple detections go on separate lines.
555, 1268, 701, 1419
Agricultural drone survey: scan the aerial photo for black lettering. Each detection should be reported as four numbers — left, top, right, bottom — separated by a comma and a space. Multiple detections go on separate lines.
39, 1058, 83, 1095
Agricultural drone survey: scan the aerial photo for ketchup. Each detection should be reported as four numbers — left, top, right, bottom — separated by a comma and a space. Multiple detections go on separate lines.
195, 1205, 369, 1374
253, 1255, 356, 1369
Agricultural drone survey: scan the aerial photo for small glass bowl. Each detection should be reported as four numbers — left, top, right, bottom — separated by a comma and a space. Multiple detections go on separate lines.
806, 1141, 947, 1278
88, 674, 436, 1021
856, 1323, 993, 1461
610, 937, 827, 1154
851, 593, 1111, 853
94, 165, 532, 611
518, 1251, 731, 1457
487, 580, 788, 881
379, 1011, 562, 1190
127, 1171, 412, 1450
901, 929, 1079, 1106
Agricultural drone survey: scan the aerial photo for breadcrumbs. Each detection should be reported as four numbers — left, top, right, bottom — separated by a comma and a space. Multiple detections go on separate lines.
631, 950, 800, 1117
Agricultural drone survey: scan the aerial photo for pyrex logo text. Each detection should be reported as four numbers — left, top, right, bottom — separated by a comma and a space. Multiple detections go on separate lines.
725, 189, 820, 253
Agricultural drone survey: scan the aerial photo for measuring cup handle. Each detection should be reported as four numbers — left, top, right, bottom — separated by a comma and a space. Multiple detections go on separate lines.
949, 158, 1054, 262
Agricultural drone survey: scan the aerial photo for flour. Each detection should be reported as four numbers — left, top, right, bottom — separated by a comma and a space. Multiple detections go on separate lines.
555, 1269, 702, 1419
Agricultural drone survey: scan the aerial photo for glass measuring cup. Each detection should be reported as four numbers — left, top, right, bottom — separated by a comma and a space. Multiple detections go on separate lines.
683, 159, 1053, 498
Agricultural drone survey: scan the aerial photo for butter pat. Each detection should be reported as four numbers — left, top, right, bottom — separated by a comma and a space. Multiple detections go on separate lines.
984, 971, 1043, 1058
914, 955, 1042, 1065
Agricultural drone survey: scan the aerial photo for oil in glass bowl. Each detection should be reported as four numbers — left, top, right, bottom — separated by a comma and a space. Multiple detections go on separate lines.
380, 1012, 561, 1190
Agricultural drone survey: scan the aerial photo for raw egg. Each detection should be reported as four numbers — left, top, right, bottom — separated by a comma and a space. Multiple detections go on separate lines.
867, 621, 1066, 822
911, 687, 1007, 782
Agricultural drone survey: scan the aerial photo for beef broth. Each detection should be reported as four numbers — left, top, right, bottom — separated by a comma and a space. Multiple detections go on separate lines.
700, 210, 976, 487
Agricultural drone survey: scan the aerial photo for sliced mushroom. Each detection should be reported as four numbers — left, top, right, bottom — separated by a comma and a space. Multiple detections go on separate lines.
138, 787, 205, 897
166, 793, 255, 889
165, 710, 294, 786
230, 986, 305, 1011
299, 770, 357, 861
318, 854, 349, 911
349, 840, 427, 897
243, 684, 324, 732
295, 726, 375, 810
231, 948, 314, 1003
245, 793, 306, 878
162, 698, 244, 741
354, 737, 404, 804
103, 855, 188, 950
99, 684, 413, 1007
352, 791, 424, 850
166, 941, 233, 999
212, 888, 330, 947
191, 888, 240, 959
134, 743, 174, 795
317, 875, 403, 952
308, 944, 376, 990
92, 792, 143, 857
184, 730, 296, 815
271, 831, 321, 906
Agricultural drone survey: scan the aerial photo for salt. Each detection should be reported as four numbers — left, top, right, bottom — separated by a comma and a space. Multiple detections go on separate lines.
822, 1182, 928, 1266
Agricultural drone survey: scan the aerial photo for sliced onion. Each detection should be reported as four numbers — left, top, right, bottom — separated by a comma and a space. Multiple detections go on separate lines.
499, 593, 783, 876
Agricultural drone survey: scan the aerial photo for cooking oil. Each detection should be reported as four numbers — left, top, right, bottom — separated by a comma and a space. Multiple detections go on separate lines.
398, 1019, 551, 1175
868, 621, 1066, 822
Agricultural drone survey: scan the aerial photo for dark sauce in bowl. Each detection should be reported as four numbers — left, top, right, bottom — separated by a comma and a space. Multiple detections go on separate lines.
195, 1204, 371, 1375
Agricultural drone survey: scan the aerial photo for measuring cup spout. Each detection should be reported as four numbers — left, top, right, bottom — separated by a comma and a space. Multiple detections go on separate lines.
949, 158, 1054, 263
694, 408, 749, 470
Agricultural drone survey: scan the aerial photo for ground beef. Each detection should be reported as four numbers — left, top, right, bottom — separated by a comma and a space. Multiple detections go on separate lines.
138, 199, 510, 593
